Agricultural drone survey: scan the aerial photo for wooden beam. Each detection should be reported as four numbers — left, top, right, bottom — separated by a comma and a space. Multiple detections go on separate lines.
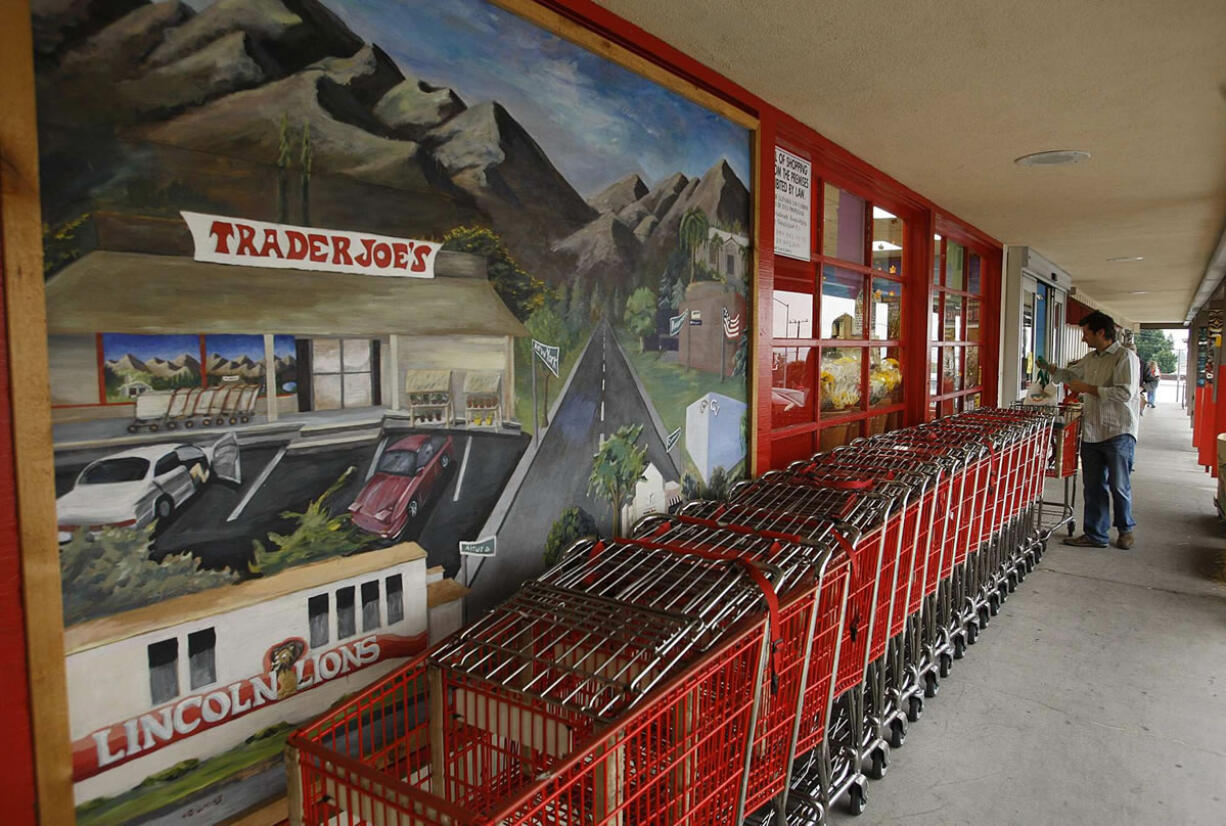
0, 1, 76, 823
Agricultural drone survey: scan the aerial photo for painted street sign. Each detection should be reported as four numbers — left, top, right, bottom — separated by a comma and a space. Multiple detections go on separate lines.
690, 310, 702, 326
532, 339, 560, 377
460, 535, 497, 557
665, 427, 682, 452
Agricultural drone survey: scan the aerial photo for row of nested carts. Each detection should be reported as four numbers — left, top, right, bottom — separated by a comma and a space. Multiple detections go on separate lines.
288, 407, 1061, 826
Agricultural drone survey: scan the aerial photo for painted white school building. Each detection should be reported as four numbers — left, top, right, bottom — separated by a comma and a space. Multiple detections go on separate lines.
64, 542, 463, 804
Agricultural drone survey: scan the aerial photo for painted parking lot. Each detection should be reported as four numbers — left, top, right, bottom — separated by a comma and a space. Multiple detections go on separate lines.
53, 428, 528, 579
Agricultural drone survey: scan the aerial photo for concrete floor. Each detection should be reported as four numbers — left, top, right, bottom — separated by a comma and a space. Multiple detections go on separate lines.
832, 390, 1226, 826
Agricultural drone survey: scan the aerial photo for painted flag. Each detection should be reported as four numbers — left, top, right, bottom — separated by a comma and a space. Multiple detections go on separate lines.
669, 313, 686, 336
721, 307, 741, 339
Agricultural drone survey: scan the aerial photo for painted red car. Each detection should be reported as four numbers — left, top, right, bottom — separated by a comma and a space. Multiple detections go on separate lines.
348, 434, 454, 539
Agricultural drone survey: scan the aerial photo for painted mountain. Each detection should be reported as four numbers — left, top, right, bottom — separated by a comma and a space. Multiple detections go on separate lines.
32, 0, 747, 308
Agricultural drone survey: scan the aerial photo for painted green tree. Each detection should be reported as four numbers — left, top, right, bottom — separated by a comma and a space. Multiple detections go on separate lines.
544, 506, 598, 567
442, 226, 550, 321
588, 423, 648, 536
624, 287, 657, 351
678, 207, 710, 286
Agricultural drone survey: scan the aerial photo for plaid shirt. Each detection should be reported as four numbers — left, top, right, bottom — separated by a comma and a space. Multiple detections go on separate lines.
1049, 341, 1140, 443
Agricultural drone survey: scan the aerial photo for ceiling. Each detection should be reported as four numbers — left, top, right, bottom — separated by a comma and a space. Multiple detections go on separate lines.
595, 0, 1226, 324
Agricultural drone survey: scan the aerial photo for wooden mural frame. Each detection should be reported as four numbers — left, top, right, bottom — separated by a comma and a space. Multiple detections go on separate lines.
0, 0, 761, 822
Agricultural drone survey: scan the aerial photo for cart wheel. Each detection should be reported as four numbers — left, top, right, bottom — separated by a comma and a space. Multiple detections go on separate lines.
229, 416, 238, 425
990, 592, 1002, 615
868, 745, 889, 779
201, 418, 211, 426
939, 652, 952, 678
966, 622, 979, 645
847, 781, 867, 816
906, 695, 923, 723
1006, 573, 1017, 593
127, 424, 139, 433
923, 672, 939, 699
888, 719, 906, 750
1067, 523, 1074, 537
184, 420, 195, 429
953, 635, 966, 660
166, 422, 177, 431
149, 423, 159, 432
240, 415, 249, 423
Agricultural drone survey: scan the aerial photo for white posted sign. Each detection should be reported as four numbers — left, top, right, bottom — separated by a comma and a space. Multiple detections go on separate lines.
773, 148, 811, 261
460, 536, 497, 557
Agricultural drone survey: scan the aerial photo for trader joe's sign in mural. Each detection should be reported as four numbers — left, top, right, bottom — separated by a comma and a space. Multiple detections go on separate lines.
31, 0, 752, 821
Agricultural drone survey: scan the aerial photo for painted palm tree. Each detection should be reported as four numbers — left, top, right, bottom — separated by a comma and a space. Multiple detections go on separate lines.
678, 207, 710, 287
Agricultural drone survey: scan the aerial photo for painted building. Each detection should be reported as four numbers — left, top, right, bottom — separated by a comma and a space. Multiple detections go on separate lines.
64, 542, 461, 805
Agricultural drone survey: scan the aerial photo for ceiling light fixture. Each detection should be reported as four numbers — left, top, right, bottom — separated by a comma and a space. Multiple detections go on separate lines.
1107, 256, 1144, 263
1014, 149, 1091, 167
1129, 290, 1150, 295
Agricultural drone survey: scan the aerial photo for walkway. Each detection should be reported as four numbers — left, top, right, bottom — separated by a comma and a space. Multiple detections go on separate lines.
832, 388, 1226, 825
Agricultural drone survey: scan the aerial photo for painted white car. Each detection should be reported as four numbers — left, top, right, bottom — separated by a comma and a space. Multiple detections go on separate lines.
56, 434, 241, 542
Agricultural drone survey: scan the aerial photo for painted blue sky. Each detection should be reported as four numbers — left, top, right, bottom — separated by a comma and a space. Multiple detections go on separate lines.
186, 0, 750, 197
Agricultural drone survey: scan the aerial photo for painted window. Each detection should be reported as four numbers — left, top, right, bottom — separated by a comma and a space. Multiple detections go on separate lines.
386, 574, 404, 625
313, 338, 374, 410
308, 594, 329, 648
336, 586, 356, 640
148, 639, 179, 705
361, 580, 381, 632
188, 628, 216, 690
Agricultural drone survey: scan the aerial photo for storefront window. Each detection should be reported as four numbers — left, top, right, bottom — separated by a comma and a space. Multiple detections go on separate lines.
943, 294, 963, 341
820, 347, 863, 412
966, 346, 982, 389
773, 287, 814, 339
871, 278, 903, 341
870, 347, 903, 408
772, 346, 814, 427
822, 184, 867, 264
941, 347, 961, 394
821, 266, 864, 339
945, 240, 965, 290
818, 418, 861, 452
929, 231, 991, 418
871, 207, 904, 274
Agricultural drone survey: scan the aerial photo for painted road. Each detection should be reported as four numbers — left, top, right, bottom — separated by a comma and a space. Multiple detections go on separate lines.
468, 319, 677, 616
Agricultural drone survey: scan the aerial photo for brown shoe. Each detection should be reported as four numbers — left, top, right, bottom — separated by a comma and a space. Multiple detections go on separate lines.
1063, 534, 1108, 548
1116, 531, 1134, 550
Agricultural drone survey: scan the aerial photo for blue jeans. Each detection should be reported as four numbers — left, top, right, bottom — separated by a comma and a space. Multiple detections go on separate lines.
1146, 387, 1156, 406
1080, 434, 1136, 544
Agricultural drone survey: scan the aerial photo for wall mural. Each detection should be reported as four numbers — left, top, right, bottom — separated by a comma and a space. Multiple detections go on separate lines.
31, 0, 752, 821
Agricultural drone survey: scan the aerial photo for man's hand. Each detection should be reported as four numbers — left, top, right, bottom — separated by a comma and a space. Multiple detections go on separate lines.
1067, 379, 1096, 396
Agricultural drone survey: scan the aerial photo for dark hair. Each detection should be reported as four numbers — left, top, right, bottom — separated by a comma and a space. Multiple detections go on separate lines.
1078, 310, 1116, 341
